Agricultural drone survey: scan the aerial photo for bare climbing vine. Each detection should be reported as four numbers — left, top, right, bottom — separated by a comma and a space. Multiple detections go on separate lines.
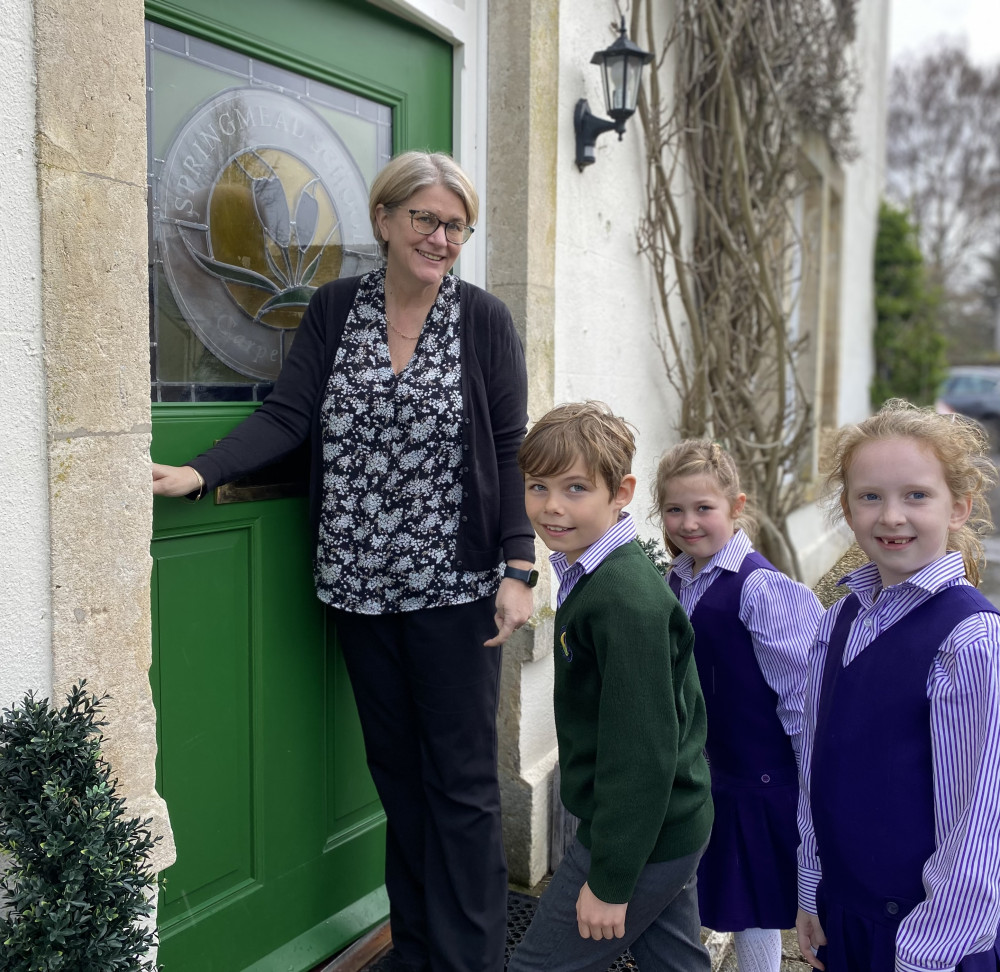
630, 0, 858, 577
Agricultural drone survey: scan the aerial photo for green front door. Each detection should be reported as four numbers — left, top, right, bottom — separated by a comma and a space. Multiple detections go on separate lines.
147, 3, 452, 969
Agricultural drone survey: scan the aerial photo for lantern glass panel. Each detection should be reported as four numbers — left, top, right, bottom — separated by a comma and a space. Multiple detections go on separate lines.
607, 54, 626, 112
601, 53, 641, 117
623, 60, 642, 112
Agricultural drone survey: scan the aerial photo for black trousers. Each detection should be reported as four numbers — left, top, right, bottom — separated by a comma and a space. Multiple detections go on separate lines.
331, 596, 507, 972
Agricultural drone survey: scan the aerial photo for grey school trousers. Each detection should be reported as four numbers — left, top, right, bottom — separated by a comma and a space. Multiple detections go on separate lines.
507, 838, 711, 972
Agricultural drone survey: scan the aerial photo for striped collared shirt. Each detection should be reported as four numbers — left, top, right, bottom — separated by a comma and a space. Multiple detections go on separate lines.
669, 530, 819, 755
796, 552, 1000, 972
551, 512, 637, 607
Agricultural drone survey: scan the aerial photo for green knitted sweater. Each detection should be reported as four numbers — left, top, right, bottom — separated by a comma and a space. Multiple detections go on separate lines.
553, 541, 713, 903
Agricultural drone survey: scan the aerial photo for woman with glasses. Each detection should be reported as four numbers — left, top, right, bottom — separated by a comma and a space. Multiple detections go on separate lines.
152, 151, 535, 972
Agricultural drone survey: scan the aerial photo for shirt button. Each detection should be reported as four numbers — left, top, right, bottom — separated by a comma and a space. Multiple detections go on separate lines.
863, 618, 873, 628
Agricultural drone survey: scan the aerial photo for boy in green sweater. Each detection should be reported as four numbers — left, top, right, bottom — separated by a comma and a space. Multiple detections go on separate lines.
507, 401, 713, 972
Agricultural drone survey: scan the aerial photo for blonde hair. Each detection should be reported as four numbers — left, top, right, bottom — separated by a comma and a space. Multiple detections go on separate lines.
652, 439, 755, 557
824, 399, 996, 586
518, 401, 636, 496
368, 151, 479, 258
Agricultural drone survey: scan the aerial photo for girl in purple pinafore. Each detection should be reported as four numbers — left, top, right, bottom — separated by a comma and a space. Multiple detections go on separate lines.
655, 441, 822, 972
796, 401, 1000, 972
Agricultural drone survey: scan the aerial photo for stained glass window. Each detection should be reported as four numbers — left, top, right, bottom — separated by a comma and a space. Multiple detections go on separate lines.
146, 22, 389, 401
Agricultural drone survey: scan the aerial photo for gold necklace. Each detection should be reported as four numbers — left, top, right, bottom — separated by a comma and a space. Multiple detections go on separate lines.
384, 278, 422, 341
385, 315, 420, 342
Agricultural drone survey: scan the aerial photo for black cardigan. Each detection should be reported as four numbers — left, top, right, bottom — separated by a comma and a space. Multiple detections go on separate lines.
189, 274, 535, 572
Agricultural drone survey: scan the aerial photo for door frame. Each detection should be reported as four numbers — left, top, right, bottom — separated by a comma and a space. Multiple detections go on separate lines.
144, 1, 485, 967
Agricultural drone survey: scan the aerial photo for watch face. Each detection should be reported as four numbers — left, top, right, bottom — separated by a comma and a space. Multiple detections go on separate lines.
505, 566, 538, 587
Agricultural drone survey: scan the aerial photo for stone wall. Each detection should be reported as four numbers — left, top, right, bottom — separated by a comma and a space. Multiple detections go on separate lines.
33, 0, 174, 870
0, 0, 51, 708
487, 0, 560, 887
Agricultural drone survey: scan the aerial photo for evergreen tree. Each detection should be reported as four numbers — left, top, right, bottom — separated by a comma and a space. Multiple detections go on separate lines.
872, 201, 948, 407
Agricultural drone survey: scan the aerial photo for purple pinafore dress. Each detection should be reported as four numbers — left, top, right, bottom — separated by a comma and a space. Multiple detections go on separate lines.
811, 586, 1000, 972
670, 553, 799, 931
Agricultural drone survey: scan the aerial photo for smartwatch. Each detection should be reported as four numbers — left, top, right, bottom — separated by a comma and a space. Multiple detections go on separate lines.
503, 565, 539, 588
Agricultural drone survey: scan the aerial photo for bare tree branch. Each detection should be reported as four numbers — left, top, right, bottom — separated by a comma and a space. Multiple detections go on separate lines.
633, 0, 858, 577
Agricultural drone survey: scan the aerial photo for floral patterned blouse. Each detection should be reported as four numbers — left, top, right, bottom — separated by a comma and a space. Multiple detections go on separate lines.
314, 268, 501, 614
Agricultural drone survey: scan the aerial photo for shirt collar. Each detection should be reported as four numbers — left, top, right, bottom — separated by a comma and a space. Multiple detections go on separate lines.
550, 511, 637, 580
669, 529, 750, 584
841, 550, 967, 598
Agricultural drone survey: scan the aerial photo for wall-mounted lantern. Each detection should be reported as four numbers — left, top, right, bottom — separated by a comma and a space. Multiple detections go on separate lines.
574, 18, 653, 171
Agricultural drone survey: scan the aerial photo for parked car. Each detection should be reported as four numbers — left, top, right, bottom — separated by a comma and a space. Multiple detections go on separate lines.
935, 366, 1000, 448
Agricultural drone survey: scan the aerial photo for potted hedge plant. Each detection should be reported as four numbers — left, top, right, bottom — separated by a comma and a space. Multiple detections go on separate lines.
0, 682, 159, 971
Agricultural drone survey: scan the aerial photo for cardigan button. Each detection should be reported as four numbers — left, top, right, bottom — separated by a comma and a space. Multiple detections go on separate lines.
463, 444, 469, 451
457, 560, 463, 567
885, 901, 899, 916
760, 774, 770, 784
461, 516, 468, 522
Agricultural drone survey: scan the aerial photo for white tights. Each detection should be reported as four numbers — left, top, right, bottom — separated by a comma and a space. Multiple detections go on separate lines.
733, 927, 782, 972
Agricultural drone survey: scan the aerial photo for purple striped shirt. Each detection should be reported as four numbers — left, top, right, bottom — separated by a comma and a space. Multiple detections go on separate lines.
551, 512, 637, 607
669, 529, 819, 757
796, 552, 1000, 972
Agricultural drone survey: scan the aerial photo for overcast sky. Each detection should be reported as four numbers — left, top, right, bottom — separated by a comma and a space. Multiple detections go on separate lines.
890, 0, 1000, 65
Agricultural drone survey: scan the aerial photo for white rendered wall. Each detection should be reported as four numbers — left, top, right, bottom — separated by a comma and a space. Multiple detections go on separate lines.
554, 2, 680, 547
551, 0, 888, 593
788, 507, 856, 588
835, 0, 888, 426
512, 1, 686, 866
0, 0, 53, 708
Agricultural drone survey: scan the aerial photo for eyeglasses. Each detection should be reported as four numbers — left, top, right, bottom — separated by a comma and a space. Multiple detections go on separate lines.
408, 209, 474, 245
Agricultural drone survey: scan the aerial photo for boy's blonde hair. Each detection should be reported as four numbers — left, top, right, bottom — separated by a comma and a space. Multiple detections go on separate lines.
518, 401, 636, 495
824, 399, 996, 586
652, 439, 755, 556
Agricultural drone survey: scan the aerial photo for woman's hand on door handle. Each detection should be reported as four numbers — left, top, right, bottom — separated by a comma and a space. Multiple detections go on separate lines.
152, 463, 204, 499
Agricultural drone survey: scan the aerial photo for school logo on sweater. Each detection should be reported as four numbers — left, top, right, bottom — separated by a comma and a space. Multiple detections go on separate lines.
559, 626, 573, 662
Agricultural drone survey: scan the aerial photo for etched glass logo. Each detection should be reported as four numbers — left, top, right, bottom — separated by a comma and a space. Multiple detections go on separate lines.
157, 88, 375, 381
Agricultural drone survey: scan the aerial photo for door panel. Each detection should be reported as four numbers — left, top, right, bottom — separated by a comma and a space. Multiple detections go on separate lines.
147, 2, 453, 968
151, 409, 388, 971
154, 528, 256, 920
